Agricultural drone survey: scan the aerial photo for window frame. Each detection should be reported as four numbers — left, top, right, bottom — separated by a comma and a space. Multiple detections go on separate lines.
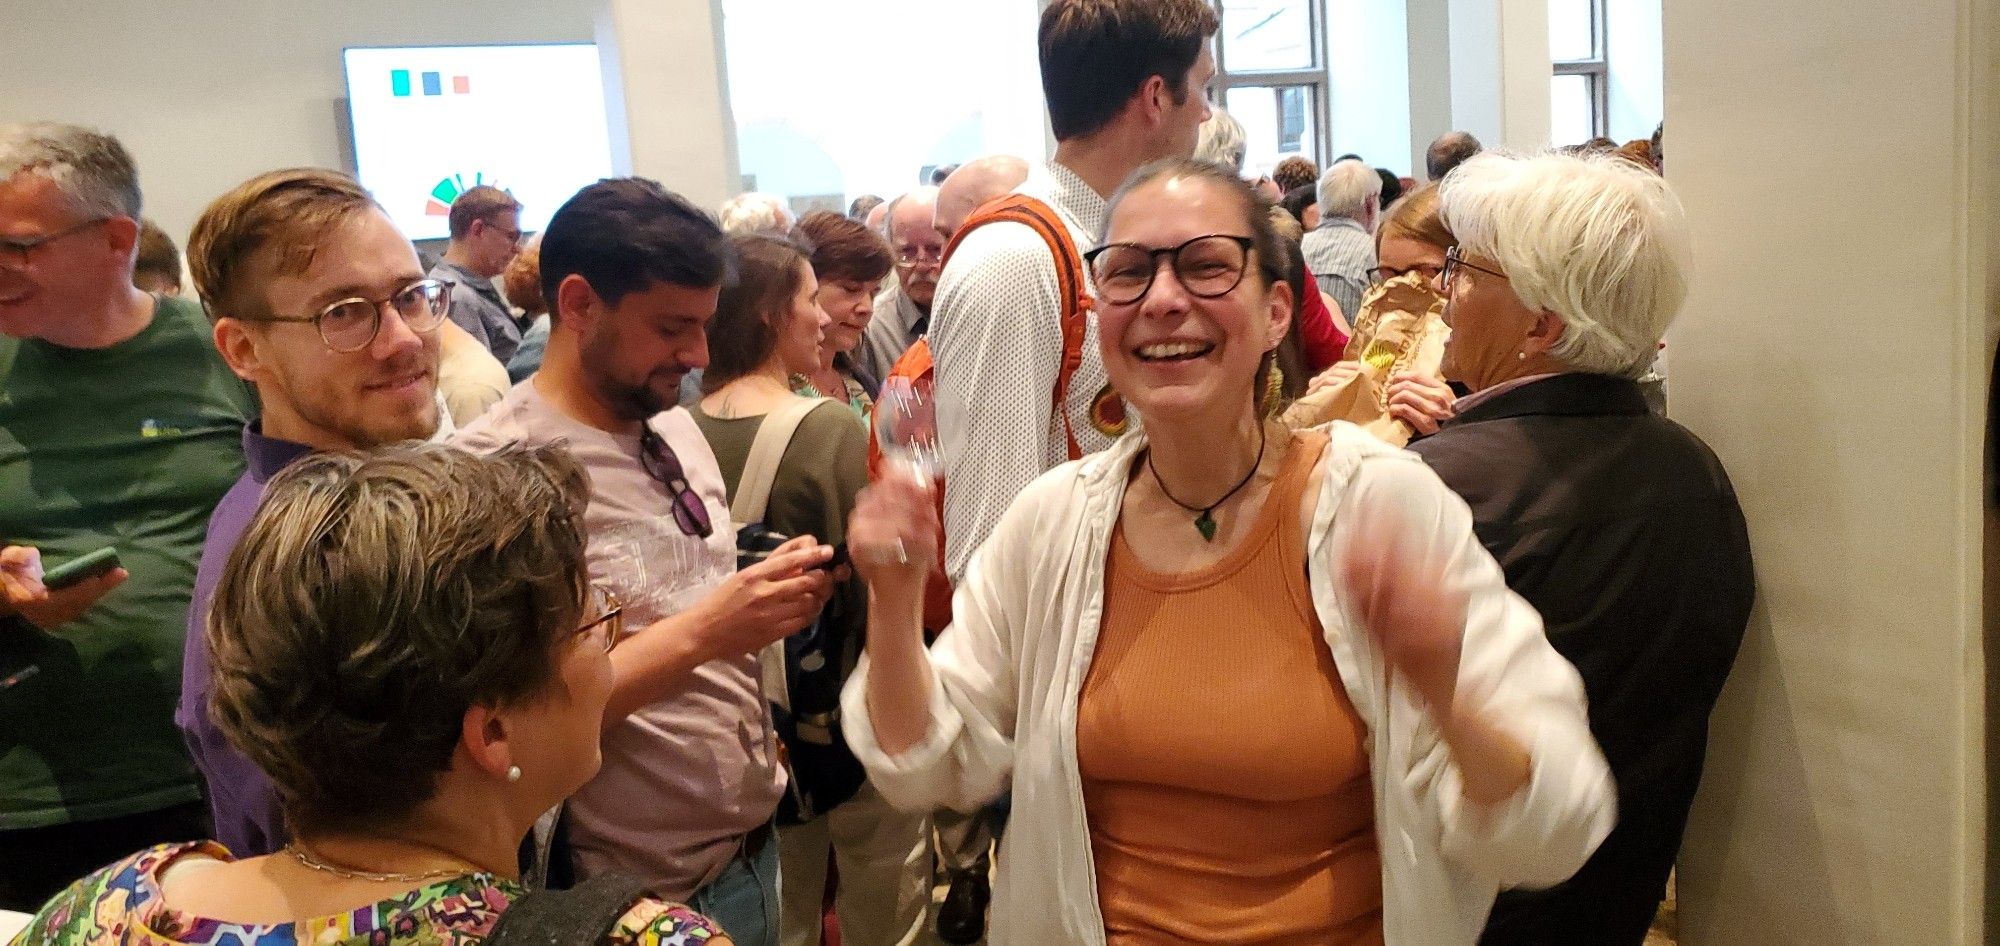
1209, 0, 1332, 168
1550, 0, 1611, 141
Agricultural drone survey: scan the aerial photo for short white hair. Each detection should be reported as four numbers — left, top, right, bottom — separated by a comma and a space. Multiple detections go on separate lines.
1194, 109, 1247, 173
0, 122, 142, 220
1439, 151, 1691, 378
718, 192, 792, 236
1316, 159, 1381, 220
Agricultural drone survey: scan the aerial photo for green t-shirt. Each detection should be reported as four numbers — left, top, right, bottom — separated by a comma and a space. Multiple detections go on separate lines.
0, 294, 254, 829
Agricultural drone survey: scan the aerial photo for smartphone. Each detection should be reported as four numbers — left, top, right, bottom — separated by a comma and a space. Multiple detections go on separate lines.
41, 547, 121, 590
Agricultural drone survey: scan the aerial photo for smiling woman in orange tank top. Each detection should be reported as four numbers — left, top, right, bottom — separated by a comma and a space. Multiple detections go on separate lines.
841, 157, 1617, 946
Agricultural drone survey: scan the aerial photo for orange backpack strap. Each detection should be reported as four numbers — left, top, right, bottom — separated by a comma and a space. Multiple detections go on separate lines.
939, 193, 1093, 461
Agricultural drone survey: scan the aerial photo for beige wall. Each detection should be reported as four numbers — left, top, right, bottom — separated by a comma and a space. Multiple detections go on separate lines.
0, 1, 600, 243
597, 0, 740, 213
1667, 0, 1996, 940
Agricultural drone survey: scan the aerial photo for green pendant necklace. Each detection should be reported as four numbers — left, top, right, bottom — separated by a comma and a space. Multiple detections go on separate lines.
1146, 423, 1267, 541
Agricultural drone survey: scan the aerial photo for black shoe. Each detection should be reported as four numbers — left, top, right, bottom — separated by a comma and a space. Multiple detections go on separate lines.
936, 868, 991, 945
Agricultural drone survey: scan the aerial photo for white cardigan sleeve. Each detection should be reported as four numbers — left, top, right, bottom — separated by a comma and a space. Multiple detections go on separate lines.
840, 485, 1033, 815
1333, 453, 1617, 889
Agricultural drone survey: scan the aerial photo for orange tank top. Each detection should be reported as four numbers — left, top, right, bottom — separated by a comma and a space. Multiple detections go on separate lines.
1077, 429, 1383, 945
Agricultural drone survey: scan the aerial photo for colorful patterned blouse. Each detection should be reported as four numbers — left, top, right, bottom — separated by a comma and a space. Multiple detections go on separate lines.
7, 843, 724, 946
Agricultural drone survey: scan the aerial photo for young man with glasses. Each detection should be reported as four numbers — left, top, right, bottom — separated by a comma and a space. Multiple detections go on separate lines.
431, 184, 527, 362
0, 123, 255, 909
454, 178, 834, 946
174, 166, 452, 860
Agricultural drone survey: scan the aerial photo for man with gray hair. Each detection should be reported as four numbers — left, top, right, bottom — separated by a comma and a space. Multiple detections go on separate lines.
718, 191, 794, 237
1301, 157, 1382, 320
1194, 107, 1246, 173
857, 187, 944, 382
431, 185, 525, 363
0, 122, 254, 908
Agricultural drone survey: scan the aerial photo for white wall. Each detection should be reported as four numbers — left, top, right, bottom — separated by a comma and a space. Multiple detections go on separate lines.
1603, 0, 1662, 143
1445, 0, 1551, 149
599, 0, 741, 214
1326, 0, 1416, 175
1667, 0, 1995, 939
0, 0, 599, 243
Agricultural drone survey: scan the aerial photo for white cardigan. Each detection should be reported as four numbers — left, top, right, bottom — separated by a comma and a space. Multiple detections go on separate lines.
841, 422, 1616, 945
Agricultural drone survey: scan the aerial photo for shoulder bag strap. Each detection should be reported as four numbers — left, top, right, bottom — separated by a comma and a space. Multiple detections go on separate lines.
484, 872, 654, 946
938, 194, 1092, 461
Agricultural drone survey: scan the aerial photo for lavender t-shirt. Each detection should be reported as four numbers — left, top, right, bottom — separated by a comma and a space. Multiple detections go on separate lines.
453, 380, 783, 898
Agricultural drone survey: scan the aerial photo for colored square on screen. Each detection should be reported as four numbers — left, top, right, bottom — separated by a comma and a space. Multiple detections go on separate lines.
421, 72, 442, 96
390, 70, 411, 97
453, 75, 470, 94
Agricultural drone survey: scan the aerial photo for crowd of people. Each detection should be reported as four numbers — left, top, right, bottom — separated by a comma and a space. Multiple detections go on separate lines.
0, 1, 1750, 945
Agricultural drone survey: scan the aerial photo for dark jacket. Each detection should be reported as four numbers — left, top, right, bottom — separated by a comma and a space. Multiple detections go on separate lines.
1408, 373, 1754, 946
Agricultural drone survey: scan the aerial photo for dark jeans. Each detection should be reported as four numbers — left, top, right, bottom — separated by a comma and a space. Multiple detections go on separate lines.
0, 801, 210, 912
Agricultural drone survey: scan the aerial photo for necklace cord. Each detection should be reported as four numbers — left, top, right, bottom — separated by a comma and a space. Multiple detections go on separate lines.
1147, 421, 1268, 521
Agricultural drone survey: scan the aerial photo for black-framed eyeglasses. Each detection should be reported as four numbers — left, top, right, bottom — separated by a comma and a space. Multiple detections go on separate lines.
1441, 245, 1508, 293
574, 586, 624, 653
233, 278, 452, 353
638, 425, 715, 539
1371, 262, 1444, 285
1083, 234, 1255, 306
0, 219, 109, 269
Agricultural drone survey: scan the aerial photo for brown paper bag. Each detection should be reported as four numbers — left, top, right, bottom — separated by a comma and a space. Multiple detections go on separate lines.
1281, 272, 1451, 447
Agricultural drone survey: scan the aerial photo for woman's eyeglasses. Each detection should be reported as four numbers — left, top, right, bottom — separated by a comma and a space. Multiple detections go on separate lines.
574, 586, 624, 652
1370, 263, 1443, 284
1440, 245, 1507, 294
1083, 234, 1256, 306
235, 279, 452, 352
638, 426, 715, 539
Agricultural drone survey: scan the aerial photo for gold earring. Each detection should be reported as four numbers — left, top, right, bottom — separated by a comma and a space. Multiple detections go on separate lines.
1261, 364, 1286, 418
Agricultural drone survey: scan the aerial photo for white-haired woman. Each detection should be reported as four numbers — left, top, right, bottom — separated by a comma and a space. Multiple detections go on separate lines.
1408, 151, 1754, 946
840, 157, 1613, 945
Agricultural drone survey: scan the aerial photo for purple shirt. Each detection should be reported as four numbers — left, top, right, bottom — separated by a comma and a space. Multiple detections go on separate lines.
175, 424, 312, 857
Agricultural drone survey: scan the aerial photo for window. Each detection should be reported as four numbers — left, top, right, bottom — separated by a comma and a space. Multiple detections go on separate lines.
1211, 0, 1330, 174
1549, 0, 1609, 144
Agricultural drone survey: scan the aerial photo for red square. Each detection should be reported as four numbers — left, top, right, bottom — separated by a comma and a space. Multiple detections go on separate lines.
453, 75, 470, 94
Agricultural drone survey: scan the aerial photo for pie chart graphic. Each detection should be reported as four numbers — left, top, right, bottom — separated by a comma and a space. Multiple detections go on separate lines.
426, 173, 502, 216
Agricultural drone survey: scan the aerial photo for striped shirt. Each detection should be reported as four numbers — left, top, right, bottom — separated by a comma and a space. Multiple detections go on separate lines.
1301, 216, 1378, 324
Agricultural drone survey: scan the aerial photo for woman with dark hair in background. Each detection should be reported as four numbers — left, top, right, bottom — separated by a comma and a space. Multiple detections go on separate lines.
690, 234, 929, 946
791, 211, 893, 419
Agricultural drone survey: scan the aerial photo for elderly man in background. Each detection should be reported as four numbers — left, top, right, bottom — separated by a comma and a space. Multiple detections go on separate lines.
1301, 157, 1382, 321
1427, 130, 1484, 182
932, 154, 1030, 239
430, 185, 525, 363
0, 122, 253, 908
857, 187, 944, 381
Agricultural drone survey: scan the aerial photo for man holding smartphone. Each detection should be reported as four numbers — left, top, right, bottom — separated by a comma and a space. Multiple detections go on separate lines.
0, 123, 255, 909
454, 179, 833, 946
175, 167, 450, 860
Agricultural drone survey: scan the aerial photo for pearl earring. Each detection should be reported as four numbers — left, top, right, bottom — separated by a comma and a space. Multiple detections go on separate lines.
1517, 351, 1527, 360
506, 765, 522, 783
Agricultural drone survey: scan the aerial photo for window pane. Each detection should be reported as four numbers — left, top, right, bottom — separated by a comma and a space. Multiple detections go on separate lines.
1227, 84, 1318, 176
1548, 0, 1596, 62
1549, 74, 1596, 146
1221, 0, 1314, 72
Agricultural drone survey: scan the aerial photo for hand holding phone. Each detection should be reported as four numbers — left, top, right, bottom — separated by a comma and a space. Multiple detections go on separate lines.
2, 545, 128, 631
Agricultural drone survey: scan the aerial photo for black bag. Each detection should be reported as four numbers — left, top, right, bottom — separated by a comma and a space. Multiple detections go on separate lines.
484, 873, 653, 946
728, 397, 869, 826
737, 524, 866, 825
